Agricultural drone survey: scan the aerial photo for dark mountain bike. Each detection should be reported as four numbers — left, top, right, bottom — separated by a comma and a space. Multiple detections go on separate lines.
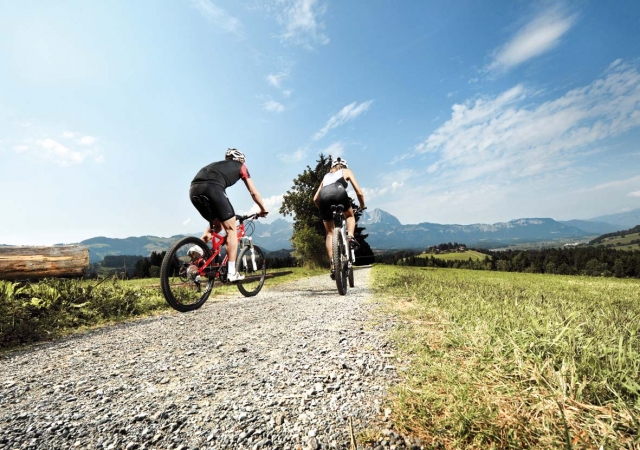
331, 205, 364, 295
160, 213, 267, 312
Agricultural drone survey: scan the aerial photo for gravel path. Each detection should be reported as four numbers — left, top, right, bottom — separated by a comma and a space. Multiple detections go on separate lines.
0, 267, 422, 450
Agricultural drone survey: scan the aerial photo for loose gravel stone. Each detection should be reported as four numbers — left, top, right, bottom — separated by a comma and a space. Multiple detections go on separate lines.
0, 268, 420, 449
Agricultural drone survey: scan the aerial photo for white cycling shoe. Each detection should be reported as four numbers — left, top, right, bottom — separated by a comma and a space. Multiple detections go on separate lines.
227, 271, 245, 282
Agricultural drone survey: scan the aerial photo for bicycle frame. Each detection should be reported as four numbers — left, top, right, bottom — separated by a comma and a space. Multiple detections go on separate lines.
193, 216, 255, 281
332, 205, 355, 265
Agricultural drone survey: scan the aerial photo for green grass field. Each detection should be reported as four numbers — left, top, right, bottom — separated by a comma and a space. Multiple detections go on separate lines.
371, 265, 640, 449
418, 250, 488, 261
593, 231, 640, 251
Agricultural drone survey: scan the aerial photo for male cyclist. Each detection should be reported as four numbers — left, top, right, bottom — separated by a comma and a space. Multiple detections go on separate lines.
189, 148, 269, 282
313, 157, 365, 279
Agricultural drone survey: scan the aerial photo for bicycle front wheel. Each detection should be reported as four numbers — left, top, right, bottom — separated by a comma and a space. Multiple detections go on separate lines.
332, 228, 348, 295
236, 245, 267, 297
160, 236, 214, 312
348, 266, 354, 288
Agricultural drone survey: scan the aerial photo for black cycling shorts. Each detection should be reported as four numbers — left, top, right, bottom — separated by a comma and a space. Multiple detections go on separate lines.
189, 182, 235, 224
318, 183, 351, 222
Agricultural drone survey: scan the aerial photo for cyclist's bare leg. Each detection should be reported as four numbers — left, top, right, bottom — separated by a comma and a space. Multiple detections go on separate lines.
202, 219, 222, 243
211, 219, 223, 233
323, 221, 335, 262
220, 217, 238, 268
344, 208, 356, 237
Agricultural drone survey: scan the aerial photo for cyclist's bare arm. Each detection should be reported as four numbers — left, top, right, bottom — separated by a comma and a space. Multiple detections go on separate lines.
243, 177, 269, 216
344, 169, 365, 210
313, 183, 323, 208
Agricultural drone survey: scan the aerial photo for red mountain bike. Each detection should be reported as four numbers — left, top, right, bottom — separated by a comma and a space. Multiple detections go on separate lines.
160, 213, 267, 312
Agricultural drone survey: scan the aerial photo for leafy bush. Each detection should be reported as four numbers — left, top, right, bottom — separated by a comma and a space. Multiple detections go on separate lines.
0, 277, 167, 348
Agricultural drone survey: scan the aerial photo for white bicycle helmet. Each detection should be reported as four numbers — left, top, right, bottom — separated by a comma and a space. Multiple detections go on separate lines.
225, 148, 246, 161
188, 245, 204, 259
331, 157, 348, 168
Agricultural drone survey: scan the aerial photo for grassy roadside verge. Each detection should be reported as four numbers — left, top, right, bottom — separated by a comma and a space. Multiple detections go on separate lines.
0, 267, 325, 351
371, 265, 640, 449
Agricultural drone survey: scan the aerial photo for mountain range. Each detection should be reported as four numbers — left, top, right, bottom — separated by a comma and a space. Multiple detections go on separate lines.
67, 208, 640, 262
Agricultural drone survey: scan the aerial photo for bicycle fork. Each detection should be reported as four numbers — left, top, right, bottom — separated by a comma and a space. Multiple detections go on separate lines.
241, 237, 258, 272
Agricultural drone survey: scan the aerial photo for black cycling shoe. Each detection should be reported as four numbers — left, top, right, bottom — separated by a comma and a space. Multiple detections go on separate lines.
330, 268, 336, 280
348, 235, 359, 249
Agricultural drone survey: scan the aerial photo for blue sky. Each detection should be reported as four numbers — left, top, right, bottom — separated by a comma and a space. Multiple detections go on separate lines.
1, 0, 639, 245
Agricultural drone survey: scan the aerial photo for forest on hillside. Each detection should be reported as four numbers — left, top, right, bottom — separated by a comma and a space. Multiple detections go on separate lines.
87, 251, 297, 279
589, 225, 640, 245
379, 245, 640, 278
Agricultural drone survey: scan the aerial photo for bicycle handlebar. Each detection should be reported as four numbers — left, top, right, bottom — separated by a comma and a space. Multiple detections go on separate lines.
235, 213, 263, 223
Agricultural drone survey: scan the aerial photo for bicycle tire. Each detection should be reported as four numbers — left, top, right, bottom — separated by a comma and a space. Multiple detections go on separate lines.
348, 266, 354, 288
160, 236, 214, 312
332, 228, 348, 295
236, 245, 267, 297
178, 263, 189, 282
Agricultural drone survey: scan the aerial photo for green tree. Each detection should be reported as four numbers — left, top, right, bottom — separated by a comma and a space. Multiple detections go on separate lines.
280, 154, 332, 267
280, 153, 375, 267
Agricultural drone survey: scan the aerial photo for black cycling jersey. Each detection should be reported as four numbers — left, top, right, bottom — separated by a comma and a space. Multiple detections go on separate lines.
189, 160, 251, 224
191, 160, 250, 188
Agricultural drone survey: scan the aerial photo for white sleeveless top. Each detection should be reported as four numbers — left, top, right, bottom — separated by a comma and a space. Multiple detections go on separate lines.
322, 169, 348, 188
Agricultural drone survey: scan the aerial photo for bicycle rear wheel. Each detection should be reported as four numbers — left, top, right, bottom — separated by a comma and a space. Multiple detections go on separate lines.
332, 228, 348, 295
236, 245, 267, 297
160, 236, 214, 312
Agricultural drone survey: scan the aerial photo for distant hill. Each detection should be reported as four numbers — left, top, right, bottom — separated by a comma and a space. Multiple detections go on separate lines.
559, 220, 620, 235
81, 218, 294, 263
362, 212, 594, 249
360, 209, 401, 227
24, 208, 637, 262
588, 208, 640, 229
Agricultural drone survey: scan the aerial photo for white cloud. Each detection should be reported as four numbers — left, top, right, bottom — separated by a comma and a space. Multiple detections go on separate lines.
62, 131, 96, 145
263, 194, 284, 211
362, 169, 415, 201
413, 61, 640, 186
14, 145, 28, 153
313, 100, 374, 140
487, 6, 577, 73
277, 0, 329, 48
78, 135, 96, 146
183, 218, 191, 226
321, 142, 344, 158
264, 100, 285, 113
278, 148, 306, 163
191, 0, 243, 35
244, 194, 284, 217
267, 72, 288, 88
629, 191, 640, 198
580, 175, 640, 193
37, 138, 86, 166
